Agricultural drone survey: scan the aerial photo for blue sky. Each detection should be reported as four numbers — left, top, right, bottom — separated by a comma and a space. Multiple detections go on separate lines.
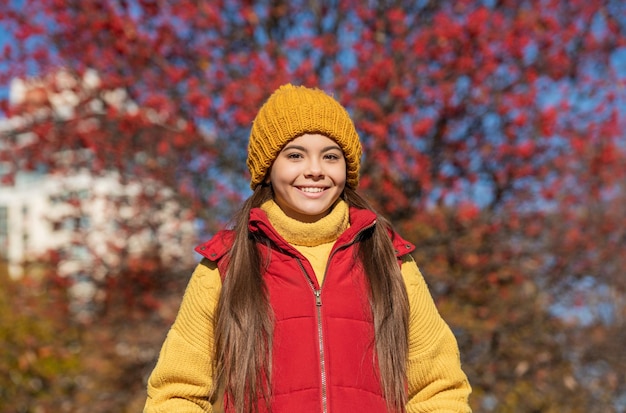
0, 22, 11, 101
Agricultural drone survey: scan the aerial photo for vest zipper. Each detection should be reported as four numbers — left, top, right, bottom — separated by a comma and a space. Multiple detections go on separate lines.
314, 289, 327, 413
296, 259, 328, 413
294, 221, 376, 413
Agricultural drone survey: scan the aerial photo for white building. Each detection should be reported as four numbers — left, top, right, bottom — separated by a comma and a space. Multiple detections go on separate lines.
0, 168, 196, 279
0, 69, 197, 289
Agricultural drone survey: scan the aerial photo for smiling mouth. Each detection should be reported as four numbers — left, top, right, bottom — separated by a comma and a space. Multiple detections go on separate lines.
298, 187, 326, 193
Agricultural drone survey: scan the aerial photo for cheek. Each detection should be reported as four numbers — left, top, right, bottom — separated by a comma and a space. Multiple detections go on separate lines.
330, 164, 348, 185
270, 161, 300, 183
267, 169, 280, 184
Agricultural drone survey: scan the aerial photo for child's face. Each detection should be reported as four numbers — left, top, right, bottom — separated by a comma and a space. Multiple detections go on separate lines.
269, 133, 347, 223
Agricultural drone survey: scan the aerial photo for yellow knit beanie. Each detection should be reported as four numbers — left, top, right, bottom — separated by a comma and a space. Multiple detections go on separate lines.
247, 84, 362, 189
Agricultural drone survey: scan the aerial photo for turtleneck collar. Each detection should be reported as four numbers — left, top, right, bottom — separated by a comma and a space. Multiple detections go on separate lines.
260, 199, 350, 247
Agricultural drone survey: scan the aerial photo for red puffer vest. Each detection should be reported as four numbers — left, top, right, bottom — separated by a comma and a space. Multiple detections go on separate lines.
195, 206, 415, 413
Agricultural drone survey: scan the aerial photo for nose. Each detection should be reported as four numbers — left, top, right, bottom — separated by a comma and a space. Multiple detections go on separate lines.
304, 158, 324, 179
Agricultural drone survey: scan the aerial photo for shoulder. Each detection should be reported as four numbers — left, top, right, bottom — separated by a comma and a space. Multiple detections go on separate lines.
399, 254, 425, 288
194, 229, 235, 262
390, 230, 415, 257
348, 206, 415, 257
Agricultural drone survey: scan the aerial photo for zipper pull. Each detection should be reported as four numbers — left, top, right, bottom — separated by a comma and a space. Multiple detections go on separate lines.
315, 290, 322, 307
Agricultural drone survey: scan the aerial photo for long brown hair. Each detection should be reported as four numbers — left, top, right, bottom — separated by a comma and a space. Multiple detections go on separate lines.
213, 185, 409, 413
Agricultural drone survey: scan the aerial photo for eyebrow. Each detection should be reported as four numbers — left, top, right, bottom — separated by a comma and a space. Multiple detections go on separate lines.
282, 144, 342, 152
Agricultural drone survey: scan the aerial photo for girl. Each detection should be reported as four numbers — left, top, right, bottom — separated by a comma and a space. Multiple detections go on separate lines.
144, 84, 472, 413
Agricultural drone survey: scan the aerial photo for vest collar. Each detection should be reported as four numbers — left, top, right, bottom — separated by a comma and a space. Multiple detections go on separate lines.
195, 206, 416, 262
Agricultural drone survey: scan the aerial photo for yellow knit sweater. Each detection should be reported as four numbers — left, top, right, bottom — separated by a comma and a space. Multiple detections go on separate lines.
144, 201, 472, 412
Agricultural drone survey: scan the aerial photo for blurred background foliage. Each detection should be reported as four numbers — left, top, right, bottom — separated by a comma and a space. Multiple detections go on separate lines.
0, 0, 625, 412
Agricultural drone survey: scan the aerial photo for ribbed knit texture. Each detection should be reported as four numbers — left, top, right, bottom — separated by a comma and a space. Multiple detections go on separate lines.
261, 199, 349, 285
400, 257, 473, 412
144, 260, 222, 413
260, 199, 349, 247
247, 84, 362, 189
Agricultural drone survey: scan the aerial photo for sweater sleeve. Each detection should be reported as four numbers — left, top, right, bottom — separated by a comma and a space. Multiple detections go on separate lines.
401, 255, 472, 413
144, 259, 222, 413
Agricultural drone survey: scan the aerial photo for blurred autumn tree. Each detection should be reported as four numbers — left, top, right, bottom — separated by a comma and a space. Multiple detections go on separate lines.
1, 0, 625, 412
0, 263, 80, 412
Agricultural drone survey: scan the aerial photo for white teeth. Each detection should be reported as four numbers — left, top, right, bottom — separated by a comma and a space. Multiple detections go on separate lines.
300, 187, 324, 193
